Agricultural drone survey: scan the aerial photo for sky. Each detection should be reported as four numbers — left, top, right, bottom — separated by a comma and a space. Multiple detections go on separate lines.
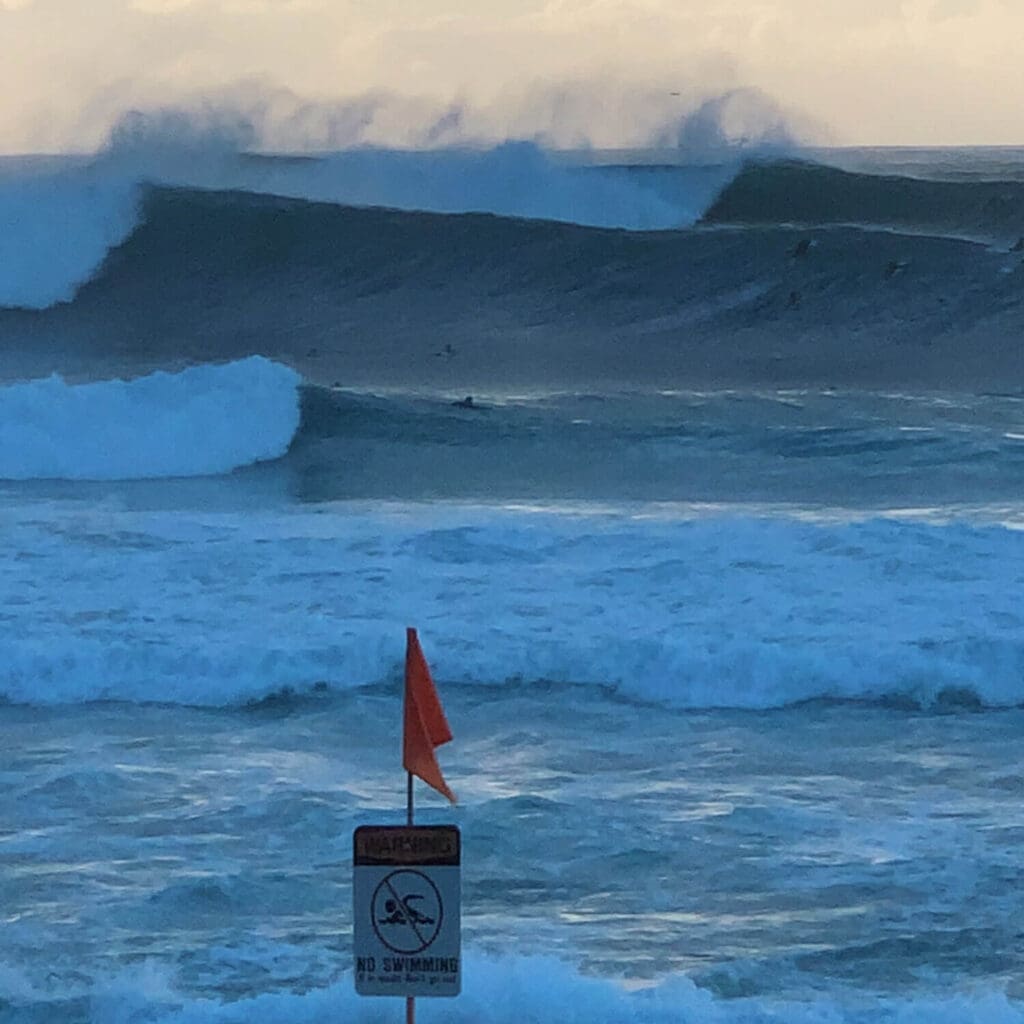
2, 0, 1024, 154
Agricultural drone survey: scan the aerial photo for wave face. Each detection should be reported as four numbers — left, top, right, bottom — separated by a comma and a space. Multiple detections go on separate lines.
0, 357, 300, 480
703, 158, 1024, 242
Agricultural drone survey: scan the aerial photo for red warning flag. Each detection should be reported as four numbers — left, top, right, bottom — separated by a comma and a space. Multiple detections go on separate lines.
403, 627, 456, 804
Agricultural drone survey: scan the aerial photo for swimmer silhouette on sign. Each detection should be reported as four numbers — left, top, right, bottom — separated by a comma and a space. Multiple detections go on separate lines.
379, 895, 435, 927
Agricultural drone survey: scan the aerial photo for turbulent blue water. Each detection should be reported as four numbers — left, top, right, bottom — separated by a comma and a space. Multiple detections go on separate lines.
2, 142, 1024, 1022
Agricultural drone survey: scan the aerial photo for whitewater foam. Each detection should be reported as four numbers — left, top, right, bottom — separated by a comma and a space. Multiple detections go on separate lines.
0, 356, 300, 480
11, 952, 1023, 1023
2, 503, 1024, 708
0, 163, 140, 308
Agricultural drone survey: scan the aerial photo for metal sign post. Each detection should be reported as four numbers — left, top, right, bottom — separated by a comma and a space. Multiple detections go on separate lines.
353, 824, 461, 1003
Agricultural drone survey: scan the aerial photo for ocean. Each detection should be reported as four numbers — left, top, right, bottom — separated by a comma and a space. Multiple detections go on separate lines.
2, 140, 1024, 1022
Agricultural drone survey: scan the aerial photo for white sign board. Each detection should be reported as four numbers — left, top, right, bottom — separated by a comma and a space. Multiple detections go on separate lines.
353, 824, 461, 997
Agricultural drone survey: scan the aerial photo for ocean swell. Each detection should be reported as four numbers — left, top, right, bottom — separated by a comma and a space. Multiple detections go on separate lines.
4, 175, 1023, 394
6, 147, 1024, 320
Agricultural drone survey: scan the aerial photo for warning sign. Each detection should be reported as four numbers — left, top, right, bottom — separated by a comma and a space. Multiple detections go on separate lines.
353, 825, 460, 997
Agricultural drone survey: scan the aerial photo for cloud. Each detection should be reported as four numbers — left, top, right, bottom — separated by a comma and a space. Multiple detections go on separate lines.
129, 0, 197, 11
929, 0, 979, 19
129, 0, 320, 11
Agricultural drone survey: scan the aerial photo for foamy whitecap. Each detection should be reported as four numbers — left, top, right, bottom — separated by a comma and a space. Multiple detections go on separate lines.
33, 953, 1024, 1023
0, 165, 140, 309
2, 506, 1023, 708
0, 356, 301, 480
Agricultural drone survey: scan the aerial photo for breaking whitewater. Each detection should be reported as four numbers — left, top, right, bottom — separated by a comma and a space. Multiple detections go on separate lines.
3, 140, 1024, 1022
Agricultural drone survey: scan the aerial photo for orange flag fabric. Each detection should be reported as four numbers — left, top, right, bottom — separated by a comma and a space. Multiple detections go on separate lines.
403, 627, 456, 804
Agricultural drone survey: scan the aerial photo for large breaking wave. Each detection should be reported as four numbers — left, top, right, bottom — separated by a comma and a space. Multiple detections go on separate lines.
4, 162, 1024, 396
0, 142, 727, 311
6, 139, 1024, 318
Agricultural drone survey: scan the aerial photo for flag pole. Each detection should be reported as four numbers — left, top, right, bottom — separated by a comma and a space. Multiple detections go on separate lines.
406, 771, 415, 1024
407, 639, 415, 1024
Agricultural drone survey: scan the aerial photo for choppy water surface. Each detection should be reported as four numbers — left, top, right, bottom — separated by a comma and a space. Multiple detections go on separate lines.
4, 690, 1024, 1022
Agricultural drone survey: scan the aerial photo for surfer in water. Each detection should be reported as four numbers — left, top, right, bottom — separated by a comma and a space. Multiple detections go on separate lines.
452, 395, 478, 409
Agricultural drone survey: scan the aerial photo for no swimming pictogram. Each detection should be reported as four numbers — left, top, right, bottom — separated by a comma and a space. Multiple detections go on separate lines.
371, 869, 444, 954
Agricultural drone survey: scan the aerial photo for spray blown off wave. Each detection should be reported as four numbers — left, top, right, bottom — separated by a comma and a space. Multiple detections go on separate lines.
0, 356, 300, 480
